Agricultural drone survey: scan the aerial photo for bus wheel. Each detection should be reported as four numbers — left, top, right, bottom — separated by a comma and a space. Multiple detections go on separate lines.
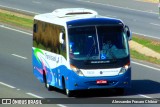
62, 77, 73, 97
43, 70, 52, 91
65, 88, 73, 97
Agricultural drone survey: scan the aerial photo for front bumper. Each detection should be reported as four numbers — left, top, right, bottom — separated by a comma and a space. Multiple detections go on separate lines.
66, 68, 131, 90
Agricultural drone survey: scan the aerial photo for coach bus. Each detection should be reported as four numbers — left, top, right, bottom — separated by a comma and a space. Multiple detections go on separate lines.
32, 8, 132, 97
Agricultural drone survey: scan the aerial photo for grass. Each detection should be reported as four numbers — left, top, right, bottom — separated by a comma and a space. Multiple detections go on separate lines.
0, 9, 160, 65
132, 35, 160, 53
0, 11, 33, 29
141, 0, 159, 3
130, 49, 160, 65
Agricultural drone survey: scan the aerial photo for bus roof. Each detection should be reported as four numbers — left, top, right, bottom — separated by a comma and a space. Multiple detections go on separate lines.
34, 8, 123, 26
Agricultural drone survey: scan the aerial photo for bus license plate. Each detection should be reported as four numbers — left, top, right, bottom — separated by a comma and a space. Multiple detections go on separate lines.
96, 80, 107, 84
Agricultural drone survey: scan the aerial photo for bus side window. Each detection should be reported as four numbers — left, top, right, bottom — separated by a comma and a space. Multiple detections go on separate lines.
33, 24, 38, 33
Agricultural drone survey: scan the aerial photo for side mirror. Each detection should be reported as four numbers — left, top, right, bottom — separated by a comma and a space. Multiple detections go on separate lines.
125, 25, 132, 40
59, 32, 64, 44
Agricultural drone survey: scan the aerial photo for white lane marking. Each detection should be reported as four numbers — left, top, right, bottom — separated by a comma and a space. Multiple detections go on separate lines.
1, 8, 160, 40
132, 61, 160, 71
26, 93, 67, 107
77, 0, 158, 14
0, 82, 16, 89
104, 15, 117, 18
1, 19, 160, 41
26, 92, 68, 107
32, 1, 41, 4
138, 94, 152, 98
133, 32, 160, 40
138, 94, 160, 101
0, 25, 32, 36
150, 23, 160, 27
0, 4, 39, 15
26, 93, 43, 98
12, 54, 27, 59
1, 21, 160, 71
0, 26, 159, 104
57, 104, 68, 107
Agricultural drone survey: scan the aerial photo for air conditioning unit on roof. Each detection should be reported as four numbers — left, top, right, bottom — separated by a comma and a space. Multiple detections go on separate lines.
52, 8, 98, 17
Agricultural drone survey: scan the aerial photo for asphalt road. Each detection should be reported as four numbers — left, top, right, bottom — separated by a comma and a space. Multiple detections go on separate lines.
0, 0, 160, 107
0, 0, 160, 39
0, 25, 160, 107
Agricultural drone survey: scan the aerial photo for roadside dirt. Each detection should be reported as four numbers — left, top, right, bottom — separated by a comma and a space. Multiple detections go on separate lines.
137, 0, 159, 3
0, 9, 160, 60
129, 41, 160, 59
0, 9, 33, 19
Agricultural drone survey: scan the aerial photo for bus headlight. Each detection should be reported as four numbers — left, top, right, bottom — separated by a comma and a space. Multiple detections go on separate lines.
119, 62, 130, 75
70, 65, 84, 76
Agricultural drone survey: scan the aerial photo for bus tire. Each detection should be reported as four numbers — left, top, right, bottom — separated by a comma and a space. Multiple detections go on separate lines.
43, 70, 52, 91
62, 77, 73, 97
66, 89, 73, 97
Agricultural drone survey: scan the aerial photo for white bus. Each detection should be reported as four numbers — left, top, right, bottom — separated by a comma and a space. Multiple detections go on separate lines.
32, 8, 131, 97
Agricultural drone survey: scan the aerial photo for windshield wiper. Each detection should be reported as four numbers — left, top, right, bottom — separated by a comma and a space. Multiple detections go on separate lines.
86, 41, 96, 60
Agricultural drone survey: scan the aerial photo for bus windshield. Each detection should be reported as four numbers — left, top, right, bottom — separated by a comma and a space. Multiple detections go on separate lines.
68, 25, 129, 60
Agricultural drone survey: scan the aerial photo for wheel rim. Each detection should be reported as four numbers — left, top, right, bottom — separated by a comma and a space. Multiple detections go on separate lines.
66, 89, 69, 95
46, 83, 49, 88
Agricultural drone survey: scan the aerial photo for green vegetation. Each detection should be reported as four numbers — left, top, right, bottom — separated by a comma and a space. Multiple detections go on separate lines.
144, 0, 159, 3
132, 36, 160, 53
138, 0, 159, 3
130, 49, 160, 65
0, 11, 33, 29
0, 10, 160, 65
